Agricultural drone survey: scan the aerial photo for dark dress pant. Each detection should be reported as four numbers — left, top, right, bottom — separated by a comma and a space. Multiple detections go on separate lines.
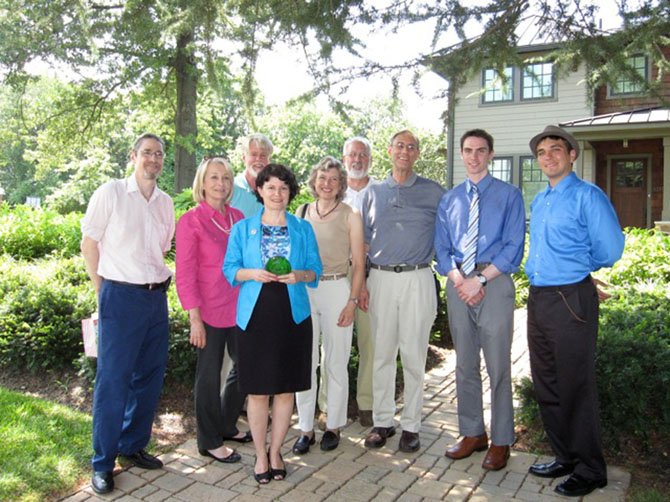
527, 276, 607, 481
195, 323, 246, 450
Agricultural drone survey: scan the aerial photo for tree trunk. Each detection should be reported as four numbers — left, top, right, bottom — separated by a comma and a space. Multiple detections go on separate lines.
174, 30, 198, 192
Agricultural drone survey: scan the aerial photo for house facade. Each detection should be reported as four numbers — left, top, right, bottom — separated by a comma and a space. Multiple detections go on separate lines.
440, 43, 670, 229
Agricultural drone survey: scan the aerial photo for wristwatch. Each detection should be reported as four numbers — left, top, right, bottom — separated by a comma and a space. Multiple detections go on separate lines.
349, 297, 359, 305
476, 272, 488, 287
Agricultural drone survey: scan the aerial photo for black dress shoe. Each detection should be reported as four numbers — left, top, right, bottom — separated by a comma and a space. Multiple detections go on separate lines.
121, 449, 163, 469
528, 460, 575, 478
320, 430, 340, 451
555, 473, 607, 497
91, 470, 114, 494
398, 430, 420, 453
199, 448, 242, 463
222, 430, 253, 443
292, 434, 316, 454
364, 426, 396, 448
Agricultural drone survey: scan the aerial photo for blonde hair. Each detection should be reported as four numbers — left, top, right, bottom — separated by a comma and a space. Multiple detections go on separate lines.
192, 157, 234, 204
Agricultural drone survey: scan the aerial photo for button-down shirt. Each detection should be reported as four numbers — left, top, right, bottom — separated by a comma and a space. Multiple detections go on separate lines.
434, 174, 526, 275
81, 175, 174, 284
175, 201, 244, 328
361, 172, 444, 266
343, 177, 378, 212
525, 172, 625, 286
230, 172, 263, 217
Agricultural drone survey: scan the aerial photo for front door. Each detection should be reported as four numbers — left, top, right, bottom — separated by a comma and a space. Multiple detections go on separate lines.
611, 158, 648, 228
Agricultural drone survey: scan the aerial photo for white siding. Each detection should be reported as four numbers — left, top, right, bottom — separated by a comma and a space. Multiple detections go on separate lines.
452, 60, 593, 185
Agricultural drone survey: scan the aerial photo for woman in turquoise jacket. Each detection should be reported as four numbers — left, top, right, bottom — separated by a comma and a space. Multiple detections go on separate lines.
224, 163, 322, 484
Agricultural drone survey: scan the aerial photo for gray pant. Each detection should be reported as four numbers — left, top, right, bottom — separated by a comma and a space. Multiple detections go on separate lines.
446, 273, 515, 445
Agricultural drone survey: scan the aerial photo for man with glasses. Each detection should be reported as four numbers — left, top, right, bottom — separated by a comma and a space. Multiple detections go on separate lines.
81, 133, 175, 494
435, 129, 525, 471
231, 133, 274, 217
361, 130, 444, 453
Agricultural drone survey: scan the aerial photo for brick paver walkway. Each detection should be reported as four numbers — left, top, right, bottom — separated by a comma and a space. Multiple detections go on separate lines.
64, 310, 630, 501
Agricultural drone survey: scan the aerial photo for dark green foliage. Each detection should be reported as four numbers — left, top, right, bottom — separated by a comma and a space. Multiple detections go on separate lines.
0, 203, 82, 259
0, 256, 96, 371
515, 228, 670, 453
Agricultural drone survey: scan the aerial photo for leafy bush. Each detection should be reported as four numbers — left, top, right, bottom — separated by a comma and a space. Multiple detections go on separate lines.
0, 256, 96, 371
0, 203, 82, 259
515, 228, 670, 453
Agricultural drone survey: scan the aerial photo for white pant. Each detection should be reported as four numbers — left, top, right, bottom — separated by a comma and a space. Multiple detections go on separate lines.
368, 267, 437, 433
296, 278, 353, 431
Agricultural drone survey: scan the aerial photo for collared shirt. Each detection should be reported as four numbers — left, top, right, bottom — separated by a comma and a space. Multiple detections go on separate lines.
175, 201, 244, 328
526, 172, 625, 286
434, 173, 526, 275
230, 172, 263, 217
81, 175, 175, 284
343, 177, 378, 212
361, 172, 444, 266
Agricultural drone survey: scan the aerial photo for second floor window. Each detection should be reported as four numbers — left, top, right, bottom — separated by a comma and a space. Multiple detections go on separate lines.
522, 62, 554, 100
611, 55, 648, 96
482, 67, 513, 103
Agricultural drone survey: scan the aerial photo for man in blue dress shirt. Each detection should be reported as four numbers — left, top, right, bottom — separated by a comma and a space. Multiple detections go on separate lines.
525, 125, 624, 497
435, 129, 525, 471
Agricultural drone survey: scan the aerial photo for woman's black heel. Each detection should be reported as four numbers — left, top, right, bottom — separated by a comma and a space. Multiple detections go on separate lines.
269, 450, 286, 480
253, 455, 271, 484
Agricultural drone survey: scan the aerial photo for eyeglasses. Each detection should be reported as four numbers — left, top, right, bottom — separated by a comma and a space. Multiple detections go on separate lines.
140, 150, 165, 159
392, 142, 418, 152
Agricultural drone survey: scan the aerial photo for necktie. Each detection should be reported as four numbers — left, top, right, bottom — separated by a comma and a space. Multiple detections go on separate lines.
461, 184, 479, 275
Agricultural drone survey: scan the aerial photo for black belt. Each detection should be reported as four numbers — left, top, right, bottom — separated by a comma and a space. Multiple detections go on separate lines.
456, 262, 491, 272
530, 274, 592, 293
105, 277, 172, 292
369, 263, 430, 273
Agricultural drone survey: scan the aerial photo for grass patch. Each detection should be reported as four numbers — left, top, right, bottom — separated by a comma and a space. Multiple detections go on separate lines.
0, 386, 91, 502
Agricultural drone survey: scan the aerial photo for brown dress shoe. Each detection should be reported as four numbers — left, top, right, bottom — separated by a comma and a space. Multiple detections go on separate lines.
364, 426, 396, 448
482, 444, 510, 470
444, 434, 488, 459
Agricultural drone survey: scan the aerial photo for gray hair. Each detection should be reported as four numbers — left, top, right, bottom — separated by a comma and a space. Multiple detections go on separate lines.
342, 136, 372, 157
239, 133, 274, 156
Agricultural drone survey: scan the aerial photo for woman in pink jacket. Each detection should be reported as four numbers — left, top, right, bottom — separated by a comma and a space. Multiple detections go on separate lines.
175, 157, 247, 463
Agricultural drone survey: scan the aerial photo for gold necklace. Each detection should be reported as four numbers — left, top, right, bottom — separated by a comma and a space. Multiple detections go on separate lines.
210, 211, 234, 234
315, 200, 340, 219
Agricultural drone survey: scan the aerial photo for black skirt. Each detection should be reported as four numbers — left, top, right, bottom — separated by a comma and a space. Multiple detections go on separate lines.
237, 282, 312, 395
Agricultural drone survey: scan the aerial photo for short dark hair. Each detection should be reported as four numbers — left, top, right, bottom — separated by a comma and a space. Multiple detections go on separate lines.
254, 164, 300, 203
132, 133, 165, 153
539, 135, 573, 153
460, 129, 494, 151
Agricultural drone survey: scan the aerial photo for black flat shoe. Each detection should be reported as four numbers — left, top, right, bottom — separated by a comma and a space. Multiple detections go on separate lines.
223, 430, 253, 443
253, 455, 271, 484
269, 451, 286, 480
555, 473, 607, 497
292, 433, 316, 454
91, 470, 114, 494
199, 448, 241, 463
320, 430, 340, 451
528, 460, 575, 478
120, 449, 163, 469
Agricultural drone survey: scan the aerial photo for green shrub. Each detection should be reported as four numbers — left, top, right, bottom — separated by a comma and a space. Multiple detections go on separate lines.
0, 203, 82, 259
0, 256, 96, 371
605, 228, 670, 286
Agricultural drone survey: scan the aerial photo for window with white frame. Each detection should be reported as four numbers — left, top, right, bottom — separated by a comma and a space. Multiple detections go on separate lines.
490, 157, 512, 182
520, 156, 547, 212
610, 55, 648, 95
482, 67, 514, 103
522, 62, 554, 100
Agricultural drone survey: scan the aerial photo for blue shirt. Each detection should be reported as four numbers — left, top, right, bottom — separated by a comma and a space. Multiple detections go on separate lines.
435, 174, 526, 275
223, 210, 323, 330
230, 172, 263, 217
525, 172, 624, 286
361, 172, 445, 266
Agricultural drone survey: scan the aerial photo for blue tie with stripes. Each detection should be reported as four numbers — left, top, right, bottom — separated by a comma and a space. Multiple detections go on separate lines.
461, 184, 479, 275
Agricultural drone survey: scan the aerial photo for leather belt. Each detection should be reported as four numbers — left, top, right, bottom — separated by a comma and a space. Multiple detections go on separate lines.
105, 277, 172, 292
319, 273, 347, 281
456, 262, 491, 272
369, 263, 430, 273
